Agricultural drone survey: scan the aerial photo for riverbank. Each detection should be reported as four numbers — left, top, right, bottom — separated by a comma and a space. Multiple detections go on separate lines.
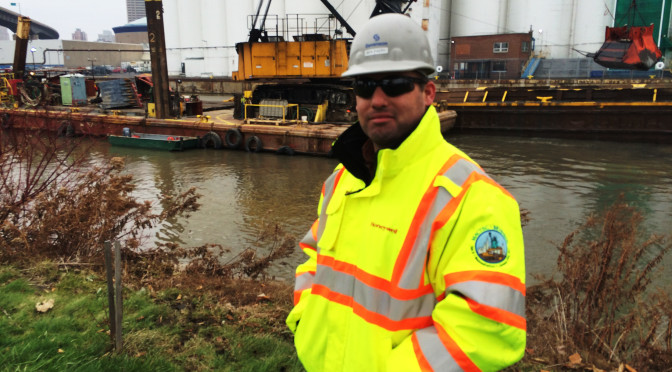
0, 261, 302, 371
2, 204, 671, 371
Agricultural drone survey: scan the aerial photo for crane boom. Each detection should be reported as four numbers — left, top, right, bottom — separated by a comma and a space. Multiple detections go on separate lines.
318, 0, 357, 37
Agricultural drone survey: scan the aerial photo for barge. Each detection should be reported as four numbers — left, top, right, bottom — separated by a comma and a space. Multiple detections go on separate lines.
434, 83, 672, 142
0, 104, 457, 156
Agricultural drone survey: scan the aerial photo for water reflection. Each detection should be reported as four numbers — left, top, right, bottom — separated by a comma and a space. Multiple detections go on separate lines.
449, 134, 672, 284
96, 135, 672, 284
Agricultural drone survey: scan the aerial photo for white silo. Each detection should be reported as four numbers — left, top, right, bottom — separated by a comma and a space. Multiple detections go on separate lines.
505, 0, 536, 33
540, 1, 573, 57
201, 0, 228, 76
451, 0, 503, 36
224, 0, 256, 76
570, 0, 613, 58
163, 0, 182, 76
179, 0, 204, 77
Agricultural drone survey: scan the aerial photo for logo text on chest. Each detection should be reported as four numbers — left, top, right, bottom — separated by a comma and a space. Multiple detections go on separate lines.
371, 222, 398, 234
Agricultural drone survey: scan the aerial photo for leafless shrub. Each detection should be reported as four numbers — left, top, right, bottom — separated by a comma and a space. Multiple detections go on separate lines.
1, 130, 296, 286
526, 197, 672, 370
0, 130, 200, 263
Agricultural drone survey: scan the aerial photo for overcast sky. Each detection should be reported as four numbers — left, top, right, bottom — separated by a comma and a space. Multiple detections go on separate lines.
2, 0, 127, 40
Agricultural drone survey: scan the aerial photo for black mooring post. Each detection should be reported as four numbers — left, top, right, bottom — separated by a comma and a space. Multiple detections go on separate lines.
145, 0, 171, 119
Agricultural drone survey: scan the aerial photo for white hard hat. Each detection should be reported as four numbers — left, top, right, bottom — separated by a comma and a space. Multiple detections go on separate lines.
342, 13, 435, 77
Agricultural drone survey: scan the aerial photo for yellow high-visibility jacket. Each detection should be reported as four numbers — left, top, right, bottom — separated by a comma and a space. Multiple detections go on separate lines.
287, 106, 526, 371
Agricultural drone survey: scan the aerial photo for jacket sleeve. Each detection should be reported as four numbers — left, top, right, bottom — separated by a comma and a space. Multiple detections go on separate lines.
388, 178, 527, 371
286, 218, 319, 334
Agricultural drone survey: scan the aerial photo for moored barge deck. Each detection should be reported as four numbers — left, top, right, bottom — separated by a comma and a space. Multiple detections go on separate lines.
0, 105, 457, 156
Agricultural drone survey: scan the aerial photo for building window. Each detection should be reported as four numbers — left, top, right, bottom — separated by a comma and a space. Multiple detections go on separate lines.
492, 61, 507, 72
522, 41, 530, 53
493, 42, 509, 53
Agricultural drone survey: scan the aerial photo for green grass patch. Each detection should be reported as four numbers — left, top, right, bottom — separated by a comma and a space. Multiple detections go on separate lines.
0, 264, 303, 371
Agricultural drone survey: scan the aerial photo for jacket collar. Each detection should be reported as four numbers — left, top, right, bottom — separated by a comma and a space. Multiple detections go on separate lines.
332, 105, 443, 186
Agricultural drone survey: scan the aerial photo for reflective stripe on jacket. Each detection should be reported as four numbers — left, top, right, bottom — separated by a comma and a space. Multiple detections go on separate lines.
287, 106, 526, 371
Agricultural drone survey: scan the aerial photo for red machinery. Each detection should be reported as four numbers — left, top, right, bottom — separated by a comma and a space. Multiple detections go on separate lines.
592, 24, 662, 70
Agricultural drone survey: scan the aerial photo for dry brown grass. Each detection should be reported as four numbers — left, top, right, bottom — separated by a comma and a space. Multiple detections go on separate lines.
525, 198, 672, 371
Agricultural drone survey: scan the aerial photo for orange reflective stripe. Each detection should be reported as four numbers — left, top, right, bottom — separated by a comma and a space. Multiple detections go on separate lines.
333, 167, 345, 189
299, 242, 316, 252
435, 323, 482, 371
412, 333, 434, 372
312, 284, 434, 331
317, 255, 433, 299
293, 290, 302, 305
444, 271, 526, 295
391, 155, 462, 286
465, 297, 527, 330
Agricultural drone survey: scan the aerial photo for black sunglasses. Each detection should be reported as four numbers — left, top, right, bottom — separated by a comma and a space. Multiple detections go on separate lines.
353, 76, 427, 98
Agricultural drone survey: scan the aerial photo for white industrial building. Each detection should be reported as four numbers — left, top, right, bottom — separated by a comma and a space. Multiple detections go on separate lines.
161, 0, 637, 78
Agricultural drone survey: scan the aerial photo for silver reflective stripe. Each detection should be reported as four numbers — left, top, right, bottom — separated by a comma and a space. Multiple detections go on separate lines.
294, 272, 314, 293
398, 187, 453, 290
445, 158, 485, 186
398, 159, 486, 290
315, 264, 437, 323
415, 327, 462, 371
316, 169, 341, 253
299, 228, 317, 250
447, 281, 525, 318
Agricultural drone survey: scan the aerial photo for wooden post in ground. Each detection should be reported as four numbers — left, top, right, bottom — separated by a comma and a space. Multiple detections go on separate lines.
114, 241, 123, 352
103, 241, 116, 343
104, 240, 123, 352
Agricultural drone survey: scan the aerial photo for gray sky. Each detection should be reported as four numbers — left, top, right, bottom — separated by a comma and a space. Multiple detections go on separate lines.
2, 0, 127, 40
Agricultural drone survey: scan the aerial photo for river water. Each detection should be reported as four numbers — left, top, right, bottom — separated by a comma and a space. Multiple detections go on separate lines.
94, 133, 672, 284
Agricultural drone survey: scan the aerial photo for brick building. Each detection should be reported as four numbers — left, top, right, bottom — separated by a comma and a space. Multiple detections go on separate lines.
450, 32, 534, 79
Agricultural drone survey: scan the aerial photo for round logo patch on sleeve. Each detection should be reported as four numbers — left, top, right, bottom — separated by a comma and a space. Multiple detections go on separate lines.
472, 227, 509, 266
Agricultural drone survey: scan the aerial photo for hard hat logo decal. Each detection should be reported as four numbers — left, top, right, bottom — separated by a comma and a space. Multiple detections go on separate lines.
365, 34, 389, 57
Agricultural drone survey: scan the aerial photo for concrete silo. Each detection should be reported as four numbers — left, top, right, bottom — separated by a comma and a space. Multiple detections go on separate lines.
450, 0, 504, 36
201, 0, 228, 76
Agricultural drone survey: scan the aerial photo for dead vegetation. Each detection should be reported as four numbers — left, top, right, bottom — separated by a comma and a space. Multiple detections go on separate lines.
525, 199, 672, 371
0, 130, 295, 300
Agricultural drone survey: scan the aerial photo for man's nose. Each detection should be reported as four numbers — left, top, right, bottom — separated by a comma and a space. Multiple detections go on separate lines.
370, 86, 389, 107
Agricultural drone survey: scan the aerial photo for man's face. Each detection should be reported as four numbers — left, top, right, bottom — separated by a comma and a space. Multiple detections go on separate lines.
355, 71, 436, 150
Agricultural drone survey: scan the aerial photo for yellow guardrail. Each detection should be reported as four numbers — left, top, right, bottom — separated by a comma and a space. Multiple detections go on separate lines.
244, 103, 300, 122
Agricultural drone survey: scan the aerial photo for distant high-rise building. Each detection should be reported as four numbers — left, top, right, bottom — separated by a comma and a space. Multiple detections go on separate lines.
72, 28, 87, 41
97, 30, 115, 43
126, 0, 146, 23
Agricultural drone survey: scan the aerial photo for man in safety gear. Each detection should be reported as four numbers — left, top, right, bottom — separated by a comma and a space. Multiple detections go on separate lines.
287, 13, 526, 371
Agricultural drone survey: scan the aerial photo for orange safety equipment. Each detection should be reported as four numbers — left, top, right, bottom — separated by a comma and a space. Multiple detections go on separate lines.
287, 105, 526, 371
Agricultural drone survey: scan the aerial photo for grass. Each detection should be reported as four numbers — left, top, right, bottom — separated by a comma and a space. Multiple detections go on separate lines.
0, 263, 303, 372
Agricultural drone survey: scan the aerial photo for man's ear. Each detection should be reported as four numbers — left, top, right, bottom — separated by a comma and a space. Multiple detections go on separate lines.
423, 80, 436, 107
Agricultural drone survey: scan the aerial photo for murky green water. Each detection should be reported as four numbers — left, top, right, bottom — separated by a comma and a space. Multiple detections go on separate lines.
91, 134, 672, 283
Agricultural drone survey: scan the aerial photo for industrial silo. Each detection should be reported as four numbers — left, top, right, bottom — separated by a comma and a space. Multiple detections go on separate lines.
450, 0, 504, 36
201, 0, 228, 76
570, 0, 614, 58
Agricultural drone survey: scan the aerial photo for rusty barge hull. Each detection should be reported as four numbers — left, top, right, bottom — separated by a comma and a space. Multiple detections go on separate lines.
444, 102, 672, 142
435, 84, 672, 143
0, 108, 345, 156
0, 108, 457, 156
